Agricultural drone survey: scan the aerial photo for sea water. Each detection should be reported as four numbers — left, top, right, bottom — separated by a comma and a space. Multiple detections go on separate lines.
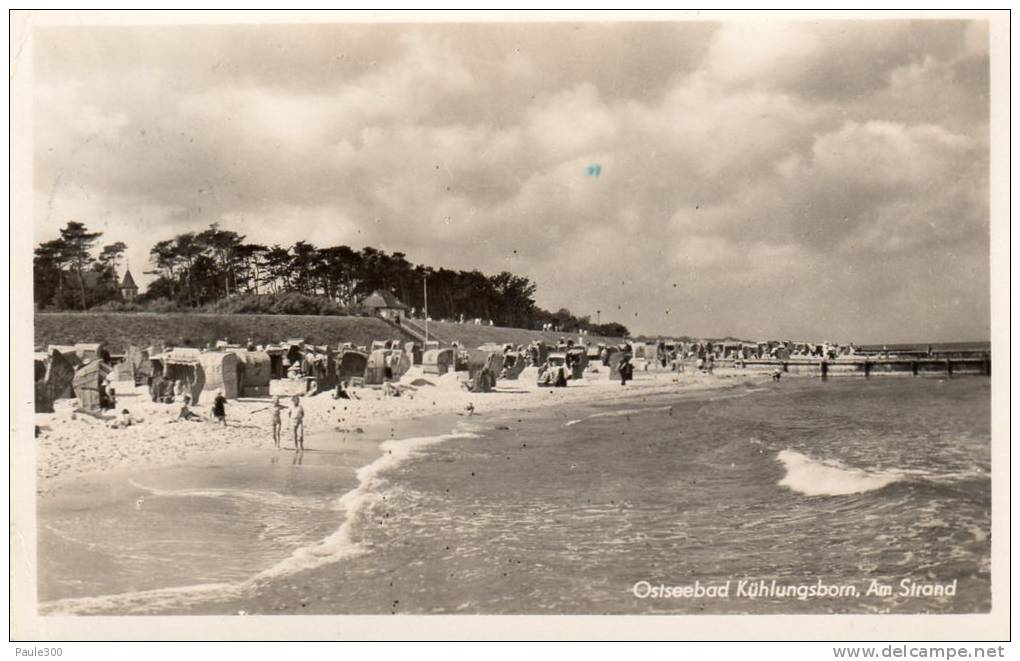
38, 377, 990, 615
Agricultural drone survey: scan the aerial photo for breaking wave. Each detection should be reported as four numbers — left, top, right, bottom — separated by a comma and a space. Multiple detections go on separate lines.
776, 449, 903, 496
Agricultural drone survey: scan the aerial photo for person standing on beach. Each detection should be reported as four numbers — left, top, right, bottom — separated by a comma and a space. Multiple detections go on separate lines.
271, 396, 285, 448
619, 356, 634, 386
290, 395, 305, 451
212, 391, 227, 426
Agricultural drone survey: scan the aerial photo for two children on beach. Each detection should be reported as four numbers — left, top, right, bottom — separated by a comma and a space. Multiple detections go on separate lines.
271, 395, 304, 451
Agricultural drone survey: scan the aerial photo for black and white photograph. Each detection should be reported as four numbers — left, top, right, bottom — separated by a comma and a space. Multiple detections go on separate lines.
9, 9, 1008, 642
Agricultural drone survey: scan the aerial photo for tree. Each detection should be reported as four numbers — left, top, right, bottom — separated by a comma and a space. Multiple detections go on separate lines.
173, 233, 204, 306
147, 239, 179, 300
197, 224, 245, 297
34, 223, 140, 309
386, 251, 413, 304
289, 241, 319, 296
97, 242, 127, 272
131, 227, 631, 332
89, 241, 128, 305
58, 221, 103, 309
315, 245, 361, 304
263, 245, 292, 293
235, 243, 268, 295
33, 239, 67, 309
490, 271, 537, 327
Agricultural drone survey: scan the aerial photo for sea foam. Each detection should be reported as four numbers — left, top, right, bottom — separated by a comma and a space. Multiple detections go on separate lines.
254, 429, 479, 580
40, 581, 242, 616
564, 405, 673, 427
41, 428, 478, 615
776, 449, 902, 496
127, 478, 329, 510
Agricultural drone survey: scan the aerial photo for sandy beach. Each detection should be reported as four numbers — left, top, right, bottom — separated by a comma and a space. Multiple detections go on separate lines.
35, 361, 777, 614
34, 363, 759, 495
35, 369, 992, 617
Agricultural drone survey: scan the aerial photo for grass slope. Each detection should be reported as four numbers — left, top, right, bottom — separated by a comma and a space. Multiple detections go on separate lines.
34, 312, 625, 353
34, 312, 409, 352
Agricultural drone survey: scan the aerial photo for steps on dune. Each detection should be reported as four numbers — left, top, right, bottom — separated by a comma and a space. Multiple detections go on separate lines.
386, 316, 445, 345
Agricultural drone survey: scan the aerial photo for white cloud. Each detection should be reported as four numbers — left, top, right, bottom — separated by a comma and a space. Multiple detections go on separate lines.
31, 20, 990, 342
705, 21, 821, 86
525, 83, 618, 159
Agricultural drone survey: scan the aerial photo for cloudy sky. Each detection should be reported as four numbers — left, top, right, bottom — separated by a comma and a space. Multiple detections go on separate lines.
32, 18, 991, 342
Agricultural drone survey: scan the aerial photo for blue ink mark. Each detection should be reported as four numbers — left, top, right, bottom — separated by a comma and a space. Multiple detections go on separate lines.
586, 163, 602, 177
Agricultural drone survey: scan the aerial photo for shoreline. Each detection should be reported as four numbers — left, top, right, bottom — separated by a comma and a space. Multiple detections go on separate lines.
34, 372, 990, 616
37, 367, 761, 614
35, 366, 763, 495
37, 405, 471, 613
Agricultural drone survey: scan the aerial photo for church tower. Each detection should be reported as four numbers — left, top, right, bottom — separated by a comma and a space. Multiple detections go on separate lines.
119, 268, 138, 301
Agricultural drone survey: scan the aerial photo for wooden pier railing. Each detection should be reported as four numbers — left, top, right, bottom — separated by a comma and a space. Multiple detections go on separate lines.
729, 354, 991, 378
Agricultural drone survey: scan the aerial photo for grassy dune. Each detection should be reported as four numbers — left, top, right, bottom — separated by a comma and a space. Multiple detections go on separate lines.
34, 312, 406, 352
34, 312, 623, 353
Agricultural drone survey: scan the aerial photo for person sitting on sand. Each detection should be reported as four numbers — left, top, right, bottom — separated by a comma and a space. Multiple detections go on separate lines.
155, 379, 172, 403
289, 395, 305, 451
334, 379, 354, 399
109, 408, 141, 429
177, 396, 201, 422
383, 381, 401, 397
536, 361, 551, 387
212, 390, 227, 426
271, 396, 284, 448
553, 364, 568, 387
99, 381, 114, 412
154, 378, 164, 403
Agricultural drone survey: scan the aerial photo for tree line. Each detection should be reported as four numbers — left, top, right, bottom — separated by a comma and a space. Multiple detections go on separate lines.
34, 221, 629, 337
33, 221, 127, 310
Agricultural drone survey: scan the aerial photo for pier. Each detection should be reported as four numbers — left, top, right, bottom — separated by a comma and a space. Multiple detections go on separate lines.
733, 354, 991, 378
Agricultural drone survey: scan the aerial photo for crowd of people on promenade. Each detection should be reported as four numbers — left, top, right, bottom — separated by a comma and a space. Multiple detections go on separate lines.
403, 309, 597, 336
652, 339, 862, 363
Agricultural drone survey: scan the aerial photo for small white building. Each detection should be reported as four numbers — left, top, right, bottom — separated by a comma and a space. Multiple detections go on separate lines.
362, 289, 409, 321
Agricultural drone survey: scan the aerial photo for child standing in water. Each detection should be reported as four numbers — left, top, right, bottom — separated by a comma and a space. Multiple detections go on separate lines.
290, 395, 305, 451
271, 396, 285, 448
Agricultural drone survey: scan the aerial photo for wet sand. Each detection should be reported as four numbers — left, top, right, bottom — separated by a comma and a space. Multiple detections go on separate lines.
37, 364, 764, 614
